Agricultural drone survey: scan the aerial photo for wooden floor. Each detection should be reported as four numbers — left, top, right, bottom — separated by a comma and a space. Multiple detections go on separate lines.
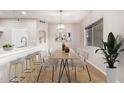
19, 62, 107, 83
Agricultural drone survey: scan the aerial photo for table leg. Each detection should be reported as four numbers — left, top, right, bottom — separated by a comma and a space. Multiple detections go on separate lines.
66, 60, 71, 83
58, 59, 71, 83
58, 60, 67, 83
58, 59, 64, 83
64, 63, 69, 81
37, 65, 43, 82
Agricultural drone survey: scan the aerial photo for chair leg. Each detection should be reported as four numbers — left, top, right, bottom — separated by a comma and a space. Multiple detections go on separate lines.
52, 65, 54, 82
85, 65, 91, 81
71, 63, 74, 70
30, 59, 32, 71
37, 65, 43, 82
21, 62, 24, 73
81, 65, 85, 71
44, 66, 47, 71
20, 63, 25, 80
15, 64, 17, 78
55, 62, 58, 71
25, 60, 28, 72
9, 64, 12, 81
75, 65, 76, 80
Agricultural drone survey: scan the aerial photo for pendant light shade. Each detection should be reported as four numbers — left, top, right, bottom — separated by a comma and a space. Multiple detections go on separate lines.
57, 10, 65, 31
57, 23, 65, 29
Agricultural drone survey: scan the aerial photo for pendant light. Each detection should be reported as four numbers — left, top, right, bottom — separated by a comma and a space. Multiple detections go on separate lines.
57, 10, 65, 31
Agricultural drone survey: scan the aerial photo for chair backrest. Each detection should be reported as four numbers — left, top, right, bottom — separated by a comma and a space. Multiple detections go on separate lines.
41, 50, 47, 58
77, 48, 81, 56
81, 50, 89, 62
48, 48, 53, 56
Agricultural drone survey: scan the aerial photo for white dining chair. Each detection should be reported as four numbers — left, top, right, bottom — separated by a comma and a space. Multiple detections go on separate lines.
72, 50, 92, 81
37, 48, 58, 82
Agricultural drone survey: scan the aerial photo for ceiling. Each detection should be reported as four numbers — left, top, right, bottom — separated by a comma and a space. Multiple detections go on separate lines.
0, 10, 90, 23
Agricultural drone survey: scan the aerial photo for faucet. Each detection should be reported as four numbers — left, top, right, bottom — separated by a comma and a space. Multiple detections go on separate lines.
21, 36, 27, 47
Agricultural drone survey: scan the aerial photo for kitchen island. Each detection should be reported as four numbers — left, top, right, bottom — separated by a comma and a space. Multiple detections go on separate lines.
0, 46, 43, 82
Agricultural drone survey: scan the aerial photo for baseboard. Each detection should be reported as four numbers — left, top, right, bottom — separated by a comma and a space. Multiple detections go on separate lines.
86, 60, 106, 76
86, 60, 121, 83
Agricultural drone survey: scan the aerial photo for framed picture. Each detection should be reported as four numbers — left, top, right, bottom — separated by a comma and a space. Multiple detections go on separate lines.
55, 32, 72, 42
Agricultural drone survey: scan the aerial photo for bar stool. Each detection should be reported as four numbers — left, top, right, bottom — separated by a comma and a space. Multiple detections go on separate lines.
8, 58, 25, 82
32, 51, 42, 65
24, 54, 34, 73
0, 64, 5, 82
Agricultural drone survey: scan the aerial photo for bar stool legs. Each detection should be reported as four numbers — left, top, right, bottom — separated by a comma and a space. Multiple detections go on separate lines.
24, 58, 32, 73
9, 63, 19, 82
9, 63, 24, 82
52, 65, 54, 82
74, 65, 76, 80
19, 62, 25, 79
0, 65, 5, 83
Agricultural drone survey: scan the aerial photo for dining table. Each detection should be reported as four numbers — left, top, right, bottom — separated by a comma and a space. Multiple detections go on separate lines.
49, 48, 80, 83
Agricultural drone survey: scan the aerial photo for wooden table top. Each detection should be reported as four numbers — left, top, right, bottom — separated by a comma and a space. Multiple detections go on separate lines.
49, 48, 80, 59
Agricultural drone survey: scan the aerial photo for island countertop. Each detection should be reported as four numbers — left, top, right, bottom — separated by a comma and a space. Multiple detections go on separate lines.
0, 46, 42, 65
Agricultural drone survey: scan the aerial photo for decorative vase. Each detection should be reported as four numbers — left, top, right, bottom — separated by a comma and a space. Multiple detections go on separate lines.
64, 47, 70, 53
106, 67, 117, 83
62, 43, 65, 51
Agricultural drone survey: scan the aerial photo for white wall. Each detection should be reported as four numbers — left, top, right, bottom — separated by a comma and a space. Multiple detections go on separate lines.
81, 10, 124, 82
48, 23, 81, 52
0, 19, 37, 47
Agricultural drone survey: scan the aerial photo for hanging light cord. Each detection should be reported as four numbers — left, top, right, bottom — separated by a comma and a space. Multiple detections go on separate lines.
59, 10, 62, 24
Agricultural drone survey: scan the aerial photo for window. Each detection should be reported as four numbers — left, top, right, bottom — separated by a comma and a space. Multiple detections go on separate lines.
85, 18, 103, 47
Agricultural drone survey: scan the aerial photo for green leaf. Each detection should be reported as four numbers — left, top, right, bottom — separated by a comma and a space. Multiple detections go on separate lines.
104, 62, 108, 64
103, 41, 107, 50
112, 43, 121, 53
107, 32, 116, 49
119, 48, 124, 52
95, 49, 101, 53
115, 60, 120, 62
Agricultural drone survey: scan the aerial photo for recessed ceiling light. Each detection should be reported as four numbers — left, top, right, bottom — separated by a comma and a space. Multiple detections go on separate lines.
21, 11, 26, 15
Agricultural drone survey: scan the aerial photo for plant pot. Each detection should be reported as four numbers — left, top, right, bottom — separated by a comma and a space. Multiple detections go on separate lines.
106, 67, 117, 83
3, 47, 13, 51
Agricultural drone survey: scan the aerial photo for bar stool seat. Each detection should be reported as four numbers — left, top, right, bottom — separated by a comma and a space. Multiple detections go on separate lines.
32, 51, 42, 65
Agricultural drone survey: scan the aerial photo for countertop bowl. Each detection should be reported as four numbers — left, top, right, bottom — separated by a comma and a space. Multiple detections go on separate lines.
3, 47, 13, 51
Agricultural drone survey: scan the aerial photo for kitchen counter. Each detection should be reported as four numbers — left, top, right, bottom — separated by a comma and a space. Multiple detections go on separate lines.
0, 46, 42, 66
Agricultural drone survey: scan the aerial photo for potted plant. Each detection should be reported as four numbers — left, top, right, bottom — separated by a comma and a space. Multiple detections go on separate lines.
3, 43, 14, 51
95, 32, 124, 82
